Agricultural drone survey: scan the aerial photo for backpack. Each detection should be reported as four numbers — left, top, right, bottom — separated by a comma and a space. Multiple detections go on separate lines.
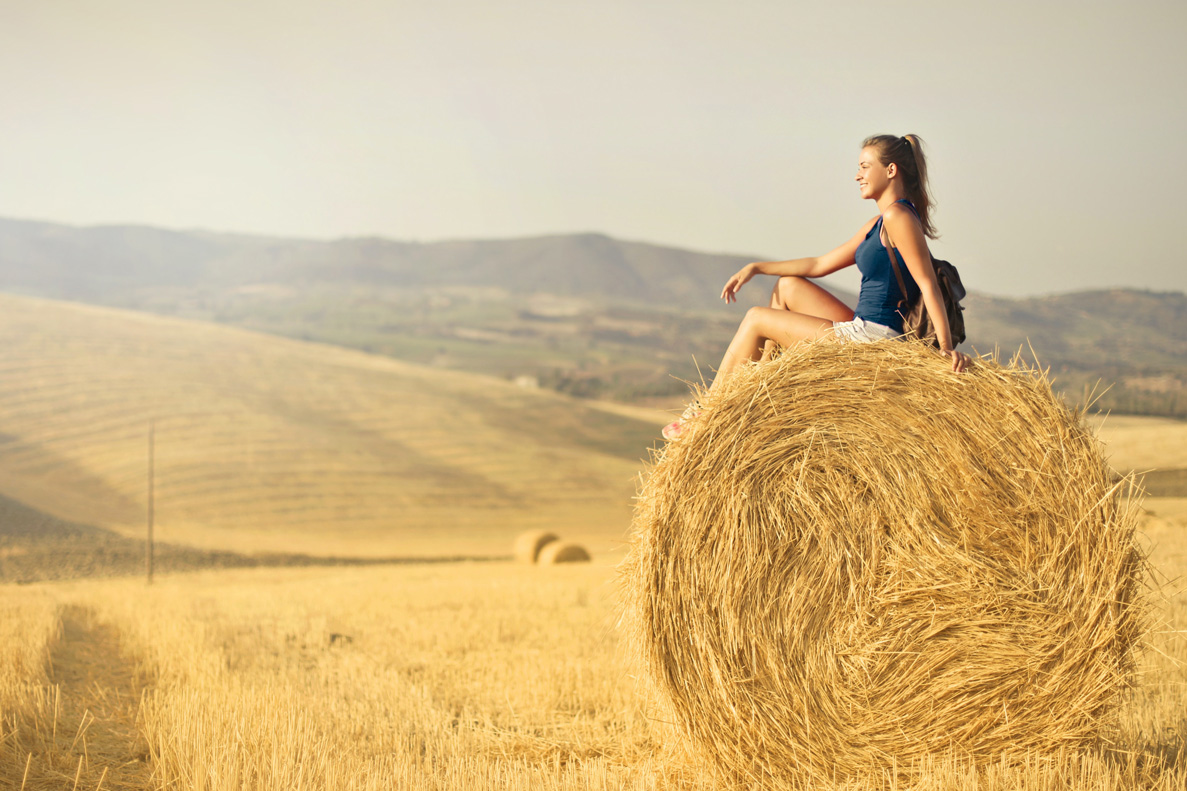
884, 237, 967, 349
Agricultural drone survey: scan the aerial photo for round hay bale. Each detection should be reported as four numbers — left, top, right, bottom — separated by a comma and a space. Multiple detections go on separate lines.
620, 341, 1148, 786
514, 530, 559, 564
538, 541, 591, 564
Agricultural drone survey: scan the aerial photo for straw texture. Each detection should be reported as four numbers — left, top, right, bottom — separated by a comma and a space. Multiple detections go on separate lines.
620, 341, 1148, 787
514, 530, 559, 564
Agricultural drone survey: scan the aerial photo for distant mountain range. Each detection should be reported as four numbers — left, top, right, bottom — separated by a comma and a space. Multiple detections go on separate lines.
2, 216, 1184, 417
0, 216, 776, 311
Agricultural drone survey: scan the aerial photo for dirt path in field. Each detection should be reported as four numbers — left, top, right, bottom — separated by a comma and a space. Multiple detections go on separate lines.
2, 606, 153, 791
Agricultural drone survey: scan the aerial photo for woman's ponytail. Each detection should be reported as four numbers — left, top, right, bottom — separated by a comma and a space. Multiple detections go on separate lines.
862, 134, 938, 239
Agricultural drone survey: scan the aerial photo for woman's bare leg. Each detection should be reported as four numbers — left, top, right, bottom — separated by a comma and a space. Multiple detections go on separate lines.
760, 276, 855, 359
711, 307, 836, 390
666, 279, 850, 438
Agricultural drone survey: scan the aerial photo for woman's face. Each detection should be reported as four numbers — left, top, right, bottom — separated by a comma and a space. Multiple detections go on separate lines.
855, 146, 893, 200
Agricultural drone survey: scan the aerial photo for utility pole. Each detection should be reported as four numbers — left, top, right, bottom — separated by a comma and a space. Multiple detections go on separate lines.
146, 420, 155, 585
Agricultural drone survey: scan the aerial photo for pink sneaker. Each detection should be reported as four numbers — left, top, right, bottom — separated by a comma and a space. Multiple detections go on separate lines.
662, 405, 701, 441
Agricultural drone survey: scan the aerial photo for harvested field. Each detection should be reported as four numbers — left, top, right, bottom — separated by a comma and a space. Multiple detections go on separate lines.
0, 293, 1184, 789
0, 493, 508, 584
0, 515, 1183, 791
0, 293, 654, 559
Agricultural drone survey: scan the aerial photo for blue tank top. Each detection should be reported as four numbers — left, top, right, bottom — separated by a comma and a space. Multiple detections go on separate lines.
852, 199, 922, 333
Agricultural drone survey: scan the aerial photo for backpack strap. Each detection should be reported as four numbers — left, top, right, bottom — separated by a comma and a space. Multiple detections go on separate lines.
881, 221, 912, 312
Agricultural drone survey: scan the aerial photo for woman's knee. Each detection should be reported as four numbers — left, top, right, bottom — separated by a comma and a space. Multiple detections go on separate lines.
773, 276, 808, 309
739, 306, 773, 335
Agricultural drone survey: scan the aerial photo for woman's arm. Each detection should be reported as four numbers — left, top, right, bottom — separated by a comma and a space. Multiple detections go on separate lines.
882, 206, 969, 372
721, 218, 878, 303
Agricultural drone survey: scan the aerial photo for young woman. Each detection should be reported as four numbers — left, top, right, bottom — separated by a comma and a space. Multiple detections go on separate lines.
663, 134, 969, 440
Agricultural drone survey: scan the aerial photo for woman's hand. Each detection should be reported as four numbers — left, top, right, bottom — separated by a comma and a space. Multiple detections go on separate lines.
941, 349, 970, 373
721, 264, 758, 303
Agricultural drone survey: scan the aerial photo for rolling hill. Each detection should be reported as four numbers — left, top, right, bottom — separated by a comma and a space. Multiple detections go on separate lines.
962, 290, 1187, 416
0, 292, 662, 559
1, 216, 1184, 414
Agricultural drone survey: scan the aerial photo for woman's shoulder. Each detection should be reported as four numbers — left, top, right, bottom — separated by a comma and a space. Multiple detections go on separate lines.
881, 200, 918, 220
880, 202, 923, 233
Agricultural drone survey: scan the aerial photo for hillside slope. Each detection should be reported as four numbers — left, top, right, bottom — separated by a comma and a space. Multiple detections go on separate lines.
964, 290, 1187, 416
0, 293, 660, 557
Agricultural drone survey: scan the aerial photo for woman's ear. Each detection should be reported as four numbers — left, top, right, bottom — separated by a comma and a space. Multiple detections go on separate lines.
886, 163, 897, 178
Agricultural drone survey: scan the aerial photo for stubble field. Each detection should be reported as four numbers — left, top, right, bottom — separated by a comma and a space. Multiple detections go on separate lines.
1, 492, 1185, 790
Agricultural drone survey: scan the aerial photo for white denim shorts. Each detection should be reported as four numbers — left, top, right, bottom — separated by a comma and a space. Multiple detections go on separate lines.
832, 316, 902, 343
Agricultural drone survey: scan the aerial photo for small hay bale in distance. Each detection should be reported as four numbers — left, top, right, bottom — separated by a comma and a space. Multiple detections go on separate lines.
538, 541, 591, 565
620, 341, 1148, 787
514, 530, 559, 564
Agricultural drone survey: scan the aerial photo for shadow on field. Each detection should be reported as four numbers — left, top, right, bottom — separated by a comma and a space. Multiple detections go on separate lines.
0, 493, 510, 584
1137, 468, 1187, 498
0, 603, 155, 791
1103, 726, 1187, 785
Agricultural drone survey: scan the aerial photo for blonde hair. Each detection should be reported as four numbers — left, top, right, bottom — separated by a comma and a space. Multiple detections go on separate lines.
862, 134, 938, 239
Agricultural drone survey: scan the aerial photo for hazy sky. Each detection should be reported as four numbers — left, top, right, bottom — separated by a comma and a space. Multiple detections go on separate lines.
1, 0, 1183, 297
